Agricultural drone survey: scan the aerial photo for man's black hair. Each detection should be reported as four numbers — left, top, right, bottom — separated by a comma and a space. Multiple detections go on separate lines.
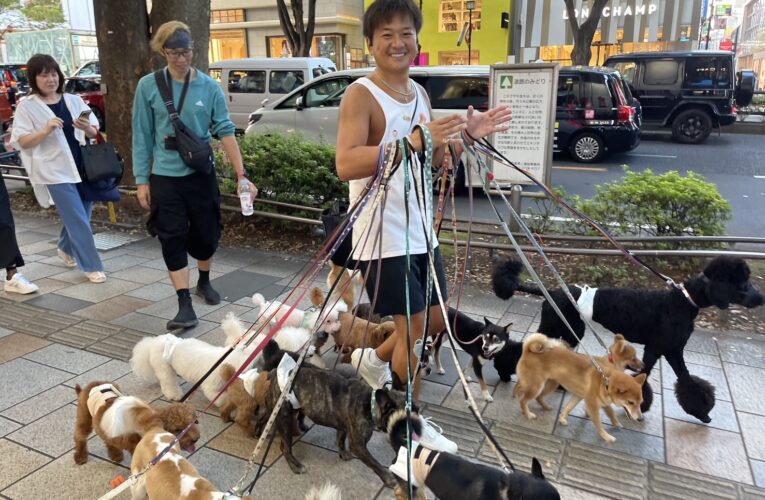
363, 0, 423, 45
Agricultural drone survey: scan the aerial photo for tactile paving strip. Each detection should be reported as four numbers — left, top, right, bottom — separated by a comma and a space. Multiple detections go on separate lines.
48, 320, 123, 349
649, 463, 739, 500
92, 231, 145, 251
477, 421, 565, 477
559, 441, 648, 500
742, 486, 765, 499
86, 329, 151, 361
422, 403, 490, 457
0, 303, 82, 337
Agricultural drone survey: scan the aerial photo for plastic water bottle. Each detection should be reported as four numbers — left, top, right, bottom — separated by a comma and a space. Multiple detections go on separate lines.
239, 179, 254, 216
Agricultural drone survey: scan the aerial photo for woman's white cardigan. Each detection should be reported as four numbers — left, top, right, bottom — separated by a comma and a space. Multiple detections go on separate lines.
10, 93, 99, 207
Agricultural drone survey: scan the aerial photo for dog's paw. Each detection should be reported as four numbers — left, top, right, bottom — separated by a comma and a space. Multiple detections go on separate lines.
73, 451, 88, 465
558, 416, 568, 426
466, 375, 473, 382
382, 471, 398, 488
163, 387, 183, 401
525, 411, 538, 420
482, 391, 494, 402
613, 420, 624, 429
339, 449, 353, 461
601, 433, 617, 443
437, 367, 446, 375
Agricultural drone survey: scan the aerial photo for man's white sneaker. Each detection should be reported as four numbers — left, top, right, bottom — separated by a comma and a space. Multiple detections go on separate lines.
57, 248, 77, 268
85, 271, 106, 283
350, 347, 392, 390
418, 416, 458, 454
4, 273, 39, 294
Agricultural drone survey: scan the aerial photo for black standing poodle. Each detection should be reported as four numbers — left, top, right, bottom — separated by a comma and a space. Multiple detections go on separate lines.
491, 256, 764, 423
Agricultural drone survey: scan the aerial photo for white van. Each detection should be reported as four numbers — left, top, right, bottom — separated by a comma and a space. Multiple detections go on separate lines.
208, 57, 336, 131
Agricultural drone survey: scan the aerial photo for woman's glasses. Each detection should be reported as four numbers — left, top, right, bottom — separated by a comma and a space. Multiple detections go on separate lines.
165, 49, 193, 59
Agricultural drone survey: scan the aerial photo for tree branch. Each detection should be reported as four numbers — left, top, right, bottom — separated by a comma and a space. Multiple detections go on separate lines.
564, 0, 580, 34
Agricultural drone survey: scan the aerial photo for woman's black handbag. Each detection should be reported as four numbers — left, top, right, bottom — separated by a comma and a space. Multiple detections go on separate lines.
80, 132, 125, 182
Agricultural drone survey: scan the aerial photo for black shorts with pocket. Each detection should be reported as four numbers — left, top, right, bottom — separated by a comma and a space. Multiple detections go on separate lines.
359, 247, 448, 317
147, 170, 222, 271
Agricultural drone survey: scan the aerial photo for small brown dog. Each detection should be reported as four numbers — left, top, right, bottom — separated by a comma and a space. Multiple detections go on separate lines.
73, 381, 199, 465
218, 364, 270, 436
327, 261, 364, 311
131, 428, 253, 499
515, 333, 646, 443
333, 312, 396, 363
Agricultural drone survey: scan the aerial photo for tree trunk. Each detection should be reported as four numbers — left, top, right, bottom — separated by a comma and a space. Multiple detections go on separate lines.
93, 0, 211, 185
276, 0, 317, 57
564, 0, 609, 66
93, 0, 151, 185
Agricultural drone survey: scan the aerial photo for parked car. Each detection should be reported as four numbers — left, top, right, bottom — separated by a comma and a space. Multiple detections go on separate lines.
209, 57, 336, 131
64, 77, 106, 131
605, 50, 757, 143
72, 60, 100, 78
247, 65, 639, 165
0, 92, 12, 131
0, 63, 29, 108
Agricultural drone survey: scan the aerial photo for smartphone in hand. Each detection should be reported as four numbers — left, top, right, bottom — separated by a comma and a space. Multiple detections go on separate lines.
78, 109, 92, 120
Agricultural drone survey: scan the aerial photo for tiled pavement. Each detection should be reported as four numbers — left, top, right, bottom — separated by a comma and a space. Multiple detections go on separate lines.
1, 212, 765, 499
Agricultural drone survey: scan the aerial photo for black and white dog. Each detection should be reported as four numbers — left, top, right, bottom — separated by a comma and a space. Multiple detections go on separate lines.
432, 309, 522, 401
491, 256, 764, 423
387, 411, 560, 500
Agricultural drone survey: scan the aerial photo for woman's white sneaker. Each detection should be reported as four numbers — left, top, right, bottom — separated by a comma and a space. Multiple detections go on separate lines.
4, 273, 39, 294
418, 416, 458, 454
57, 248, 77, 268
85, 271, 107, 283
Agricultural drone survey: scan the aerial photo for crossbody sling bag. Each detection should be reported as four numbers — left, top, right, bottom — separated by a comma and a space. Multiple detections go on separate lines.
153, 68, 213, 174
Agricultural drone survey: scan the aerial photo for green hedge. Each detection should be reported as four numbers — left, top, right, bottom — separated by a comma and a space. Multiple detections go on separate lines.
214, 132, 347, 207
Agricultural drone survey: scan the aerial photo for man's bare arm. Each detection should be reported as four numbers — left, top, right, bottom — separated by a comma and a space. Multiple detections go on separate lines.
336, 85, 388, 181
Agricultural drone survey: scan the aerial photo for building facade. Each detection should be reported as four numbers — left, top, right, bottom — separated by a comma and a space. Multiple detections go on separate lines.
738, 0, 765, 86
518, 0, 704, 65
209, 0, 365, 69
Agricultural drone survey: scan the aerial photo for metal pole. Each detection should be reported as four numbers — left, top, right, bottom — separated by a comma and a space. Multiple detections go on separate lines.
468, 9, 473, 65
509, 184, 522, 232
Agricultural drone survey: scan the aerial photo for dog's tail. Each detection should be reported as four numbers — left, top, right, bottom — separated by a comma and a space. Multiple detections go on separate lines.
222, 312, 247, 347
252, 293, 267, 311
219, 363, 236, 384
491, 258, 543, 299
523, 333, 552, 354
387, 408, 424, 453
305, 481, 342, 500
310, 287, 326, 308
130, 335, 164, 383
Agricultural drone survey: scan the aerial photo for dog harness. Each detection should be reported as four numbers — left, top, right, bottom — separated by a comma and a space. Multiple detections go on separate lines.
238, 368, 260, 397
390, 442, 439, 488
576, 285, 597, 322
87, 383, 123, 416
276, 354, 300, 409
162, 335, 181, 363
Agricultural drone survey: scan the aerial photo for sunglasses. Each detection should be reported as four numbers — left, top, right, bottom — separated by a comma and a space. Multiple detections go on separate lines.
165, 49, 193, 59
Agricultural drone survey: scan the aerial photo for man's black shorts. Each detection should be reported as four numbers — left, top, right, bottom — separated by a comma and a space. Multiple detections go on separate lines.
359, 247, 448, 317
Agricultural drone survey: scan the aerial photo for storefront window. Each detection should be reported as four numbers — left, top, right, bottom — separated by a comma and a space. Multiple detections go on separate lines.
439, 0, 482, 33
211, 9, 245, 24
209, 29, 247, 63
267, 35, 344, 69
438, 50, 479, 65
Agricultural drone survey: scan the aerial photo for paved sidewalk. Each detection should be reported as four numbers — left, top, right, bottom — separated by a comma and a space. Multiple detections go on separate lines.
1, 211, 765, 500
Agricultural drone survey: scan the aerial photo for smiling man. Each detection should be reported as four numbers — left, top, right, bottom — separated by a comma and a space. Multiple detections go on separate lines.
335, 0, 512, 453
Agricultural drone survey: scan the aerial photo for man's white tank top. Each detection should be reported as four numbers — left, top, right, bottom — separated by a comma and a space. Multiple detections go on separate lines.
348, 77, 438, 261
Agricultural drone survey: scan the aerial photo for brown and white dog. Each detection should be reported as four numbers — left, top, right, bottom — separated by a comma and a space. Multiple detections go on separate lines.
130, 428, 253, 500
327, 261, 364, 311
514, 334, 646, 443
218, 364, 270, 436
73, 381, 199, 465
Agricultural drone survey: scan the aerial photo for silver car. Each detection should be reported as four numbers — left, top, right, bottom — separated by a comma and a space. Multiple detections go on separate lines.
244, 66, 491, 147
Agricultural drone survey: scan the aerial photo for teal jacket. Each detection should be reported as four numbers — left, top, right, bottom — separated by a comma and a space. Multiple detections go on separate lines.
131, 67, 235, 184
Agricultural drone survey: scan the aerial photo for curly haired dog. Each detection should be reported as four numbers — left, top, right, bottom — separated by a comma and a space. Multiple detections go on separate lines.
492, 256, 764, 423
73, 381, 199, 465
218, 364, 270, 436
130, 428, 253, 500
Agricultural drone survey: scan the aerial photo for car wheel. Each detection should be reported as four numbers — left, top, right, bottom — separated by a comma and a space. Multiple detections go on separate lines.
671, 109, 712, 144
569, 132, 605, 163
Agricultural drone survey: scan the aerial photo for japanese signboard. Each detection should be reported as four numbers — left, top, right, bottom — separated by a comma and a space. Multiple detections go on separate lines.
487, 63, 558, 186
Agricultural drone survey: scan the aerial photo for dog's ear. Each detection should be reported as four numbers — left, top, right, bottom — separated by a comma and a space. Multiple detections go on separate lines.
530, 457, 545, 479
615, 333, 625, 342
483, 317, 494, 326
633, 373, 647, 386
503, 322, 513, 335
309, 287, 325, 307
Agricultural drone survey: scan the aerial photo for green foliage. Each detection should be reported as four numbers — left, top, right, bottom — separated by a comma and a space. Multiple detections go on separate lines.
214, 132, 347, 208
22, 0, 64, 24
526, 186, 583, 234
579, 168, 731, 236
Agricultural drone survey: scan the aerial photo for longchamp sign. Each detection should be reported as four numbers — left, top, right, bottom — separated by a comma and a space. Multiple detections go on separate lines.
563, 3, 658, 20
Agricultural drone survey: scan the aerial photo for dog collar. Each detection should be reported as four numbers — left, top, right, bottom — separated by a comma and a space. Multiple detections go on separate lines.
370, 390, 380, 430
676, 283, 698, 309
300, 306, 319, 330
607, 353, 613, 363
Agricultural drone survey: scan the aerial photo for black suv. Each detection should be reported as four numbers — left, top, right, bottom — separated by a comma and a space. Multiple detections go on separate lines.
605, 51, 757, 144
555, 66, 641, 162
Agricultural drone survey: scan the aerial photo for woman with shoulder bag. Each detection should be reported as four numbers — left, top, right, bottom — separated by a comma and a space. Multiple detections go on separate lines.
132, 21, 257, 331
10, 53, 106, 283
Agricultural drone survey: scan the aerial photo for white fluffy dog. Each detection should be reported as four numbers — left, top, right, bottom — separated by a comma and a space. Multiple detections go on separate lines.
252, 287, 345, 336
222, 313, 326, 369
130, 334, 258, 406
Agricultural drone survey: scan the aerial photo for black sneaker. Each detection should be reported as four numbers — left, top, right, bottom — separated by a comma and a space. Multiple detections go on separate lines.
195, 281, 221, 305
167, 296, 198, 330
